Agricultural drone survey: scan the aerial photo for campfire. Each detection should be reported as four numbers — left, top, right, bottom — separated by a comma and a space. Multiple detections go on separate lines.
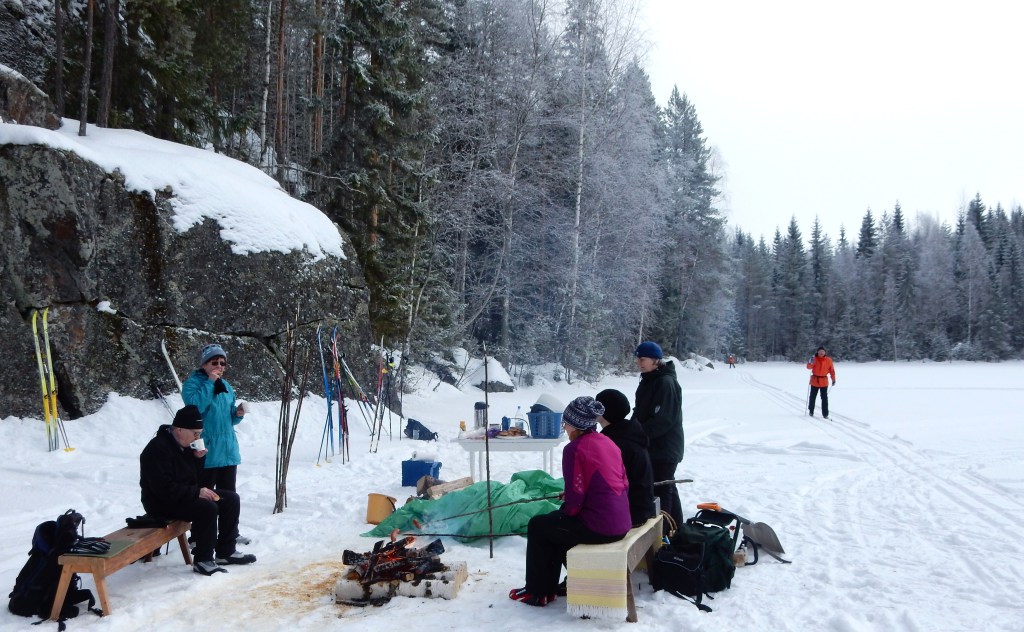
335, 535, 467, 606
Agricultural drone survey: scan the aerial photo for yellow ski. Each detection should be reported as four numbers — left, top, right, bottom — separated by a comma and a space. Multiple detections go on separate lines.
31, 308, 73, 452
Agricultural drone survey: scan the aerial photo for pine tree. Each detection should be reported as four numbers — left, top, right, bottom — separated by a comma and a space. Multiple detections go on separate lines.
856, 209, 877, 258
321, 0, 445, 340
807, 216, 831, 346
773, 217, 809, 357
656, 87, 724, 356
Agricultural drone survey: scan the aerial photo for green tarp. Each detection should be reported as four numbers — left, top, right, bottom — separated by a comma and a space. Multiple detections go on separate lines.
362, 470, 564, 542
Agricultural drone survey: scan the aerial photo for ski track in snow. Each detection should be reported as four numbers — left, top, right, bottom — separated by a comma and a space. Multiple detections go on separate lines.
736, 370, 1024, 628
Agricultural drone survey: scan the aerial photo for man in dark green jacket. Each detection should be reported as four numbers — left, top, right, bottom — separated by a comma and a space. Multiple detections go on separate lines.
632, 341, 684, 531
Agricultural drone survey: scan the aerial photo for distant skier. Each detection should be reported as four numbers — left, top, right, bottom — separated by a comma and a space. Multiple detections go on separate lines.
727, 354, 736, 368
806, 346, 836, 419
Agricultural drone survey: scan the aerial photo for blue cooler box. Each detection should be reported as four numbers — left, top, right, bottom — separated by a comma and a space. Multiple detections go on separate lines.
402, 460, 442, 487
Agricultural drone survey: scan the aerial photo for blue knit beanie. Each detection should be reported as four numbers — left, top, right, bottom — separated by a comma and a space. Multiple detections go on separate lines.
563, 396, 605, 431
635, 341, 663, 360
199, 343, 227, 366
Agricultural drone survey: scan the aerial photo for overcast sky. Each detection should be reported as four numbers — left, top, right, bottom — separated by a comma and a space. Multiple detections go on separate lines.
638, 0, 1024, 242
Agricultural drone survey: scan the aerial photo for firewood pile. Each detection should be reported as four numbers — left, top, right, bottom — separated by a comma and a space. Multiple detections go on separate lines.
336, 536, 467, 605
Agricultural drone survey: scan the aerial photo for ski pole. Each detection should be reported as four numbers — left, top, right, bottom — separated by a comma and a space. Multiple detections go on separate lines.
161, 338, 183, 392
414, 493, 563, 525
150, 384, 175, 418
401, 531, 526, 539
654, 479, 694, 486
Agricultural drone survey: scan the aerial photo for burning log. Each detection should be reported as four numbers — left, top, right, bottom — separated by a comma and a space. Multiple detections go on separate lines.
336, 537, 467, 606
343, 537, 445, 584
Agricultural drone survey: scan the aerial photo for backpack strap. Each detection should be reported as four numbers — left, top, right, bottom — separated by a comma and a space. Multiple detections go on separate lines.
742, 535, 791, 564
667, 589, 713, 613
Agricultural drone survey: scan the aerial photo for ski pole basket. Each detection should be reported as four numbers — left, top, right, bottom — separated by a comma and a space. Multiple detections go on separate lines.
526, 412, 564, 438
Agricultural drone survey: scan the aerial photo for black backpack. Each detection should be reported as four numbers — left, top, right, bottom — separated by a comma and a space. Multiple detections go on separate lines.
8, 509, 100, 625
651, 508, 741, 612
404, 418, 438, 441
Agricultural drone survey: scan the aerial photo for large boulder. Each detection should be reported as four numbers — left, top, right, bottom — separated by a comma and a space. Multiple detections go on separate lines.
0, 63, 59, 129
0, 125, 375, 419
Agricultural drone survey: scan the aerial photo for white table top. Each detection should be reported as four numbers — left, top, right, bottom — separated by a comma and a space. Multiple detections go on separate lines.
455, 437, 565, 451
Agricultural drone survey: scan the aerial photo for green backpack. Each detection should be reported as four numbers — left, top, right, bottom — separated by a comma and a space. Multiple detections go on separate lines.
652, 508, 740, 611
679, 509, 741, 592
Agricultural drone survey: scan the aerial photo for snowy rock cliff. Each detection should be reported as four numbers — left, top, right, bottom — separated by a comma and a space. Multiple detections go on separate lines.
0, 83, 372, 419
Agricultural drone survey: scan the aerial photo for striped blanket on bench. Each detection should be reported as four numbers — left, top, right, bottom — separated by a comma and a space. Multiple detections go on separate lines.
565, 515, 663, 622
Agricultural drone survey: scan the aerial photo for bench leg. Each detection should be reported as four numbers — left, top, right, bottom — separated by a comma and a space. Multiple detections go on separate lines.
94, 574, 112, 615
642, 545, 657, 574
177, 533, 193, 565
48, 566, 75, 621
625, 568, 638, 623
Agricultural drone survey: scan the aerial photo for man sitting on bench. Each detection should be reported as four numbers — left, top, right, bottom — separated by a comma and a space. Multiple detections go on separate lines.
140, 405, 257, 576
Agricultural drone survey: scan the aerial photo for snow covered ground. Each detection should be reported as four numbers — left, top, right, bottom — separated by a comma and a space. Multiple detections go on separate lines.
2, 359, 1022, 631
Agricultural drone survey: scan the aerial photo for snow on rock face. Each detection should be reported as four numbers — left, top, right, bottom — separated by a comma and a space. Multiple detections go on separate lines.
0, 62, 59, 129
0, 118, 370, 418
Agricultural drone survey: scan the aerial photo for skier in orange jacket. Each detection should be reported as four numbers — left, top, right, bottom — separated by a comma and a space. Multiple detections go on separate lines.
806, 346, 836, 418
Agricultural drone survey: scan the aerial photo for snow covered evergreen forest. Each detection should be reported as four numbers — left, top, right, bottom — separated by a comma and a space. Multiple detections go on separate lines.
4, 0, 1022, 369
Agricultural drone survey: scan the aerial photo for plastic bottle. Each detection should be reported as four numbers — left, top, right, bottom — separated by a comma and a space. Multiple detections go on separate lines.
733, 543, 747, 567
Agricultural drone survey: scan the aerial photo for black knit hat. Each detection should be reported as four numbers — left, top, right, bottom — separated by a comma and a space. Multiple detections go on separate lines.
172, 405, 203, 430
595, 389, 630, 424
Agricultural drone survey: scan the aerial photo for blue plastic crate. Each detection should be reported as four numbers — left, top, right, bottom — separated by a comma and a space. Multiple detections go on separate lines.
402, 460, 441, 486
526, 411, 564, 438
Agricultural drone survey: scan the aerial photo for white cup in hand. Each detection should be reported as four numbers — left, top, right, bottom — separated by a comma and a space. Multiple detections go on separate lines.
236, 399, 246, 415
190, 438, 206, 451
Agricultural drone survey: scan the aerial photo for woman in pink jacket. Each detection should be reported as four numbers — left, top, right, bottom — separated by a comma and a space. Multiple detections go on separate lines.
807, 346, 836, 418
509, 396, 631, 607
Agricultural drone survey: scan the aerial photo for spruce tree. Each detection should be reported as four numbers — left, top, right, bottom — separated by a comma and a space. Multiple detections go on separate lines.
657, 87, 724, 356
321, 0, 445, 340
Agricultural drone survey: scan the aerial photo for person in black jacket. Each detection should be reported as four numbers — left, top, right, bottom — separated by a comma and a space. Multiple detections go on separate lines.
632, 341, 685, 532
139, 405, 256, 576
596, 389, 656, 527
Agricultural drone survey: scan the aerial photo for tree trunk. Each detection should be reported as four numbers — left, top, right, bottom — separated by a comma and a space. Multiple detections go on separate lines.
274, 0, 288, 184
258, 0, 274, 168
96, 0, 118, 127
311, 0, 324, 155
54, 0, 65, 115
564, 11, 588, 366
78, 0, 94, 137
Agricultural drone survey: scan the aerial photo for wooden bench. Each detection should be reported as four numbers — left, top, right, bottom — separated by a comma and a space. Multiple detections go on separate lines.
49, 520, 192, 620
565, 514, 663, 622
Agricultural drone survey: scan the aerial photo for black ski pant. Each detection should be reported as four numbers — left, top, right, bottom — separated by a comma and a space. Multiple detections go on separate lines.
651, 460, 684, 531
201, 464, 238, 491
809, 385, 829, 417
523, 511, 623, 597
159, 491, 241, 562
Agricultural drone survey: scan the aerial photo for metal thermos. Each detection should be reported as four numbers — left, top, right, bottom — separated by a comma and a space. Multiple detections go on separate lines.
474, 401, 488, 429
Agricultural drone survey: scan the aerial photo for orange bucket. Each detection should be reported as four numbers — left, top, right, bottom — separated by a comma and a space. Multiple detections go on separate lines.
366, 493, 397, 525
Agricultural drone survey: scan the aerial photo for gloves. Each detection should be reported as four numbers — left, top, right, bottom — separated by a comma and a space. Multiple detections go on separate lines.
831, 379, 836, 386
68, 537, 112, 555
213, 379, 228, 395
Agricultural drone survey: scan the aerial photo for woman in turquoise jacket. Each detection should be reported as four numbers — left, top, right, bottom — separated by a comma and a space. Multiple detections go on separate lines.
182, 343, 245, 491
